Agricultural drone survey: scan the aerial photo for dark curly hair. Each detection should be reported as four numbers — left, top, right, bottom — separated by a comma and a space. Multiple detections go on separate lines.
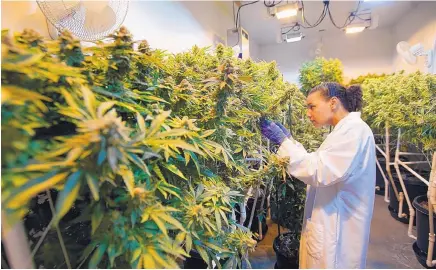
309, 82, 363, 112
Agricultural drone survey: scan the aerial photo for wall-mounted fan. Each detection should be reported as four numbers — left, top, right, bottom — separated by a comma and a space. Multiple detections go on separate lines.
37, 0, 129, 41
396, 41, 434, 73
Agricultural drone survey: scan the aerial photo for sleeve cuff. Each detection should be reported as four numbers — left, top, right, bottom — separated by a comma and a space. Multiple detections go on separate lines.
277, 137, 308, 161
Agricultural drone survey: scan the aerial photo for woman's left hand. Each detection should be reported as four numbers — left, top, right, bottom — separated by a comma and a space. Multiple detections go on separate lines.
275, 122, 291, 138
260, 118, 287, 145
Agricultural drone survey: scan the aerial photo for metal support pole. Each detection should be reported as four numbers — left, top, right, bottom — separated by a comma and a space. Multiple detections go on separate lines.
394, 129, 416, 239
398, 161, 430, 185
385, 124, 400, 200
376, 157, 390, 203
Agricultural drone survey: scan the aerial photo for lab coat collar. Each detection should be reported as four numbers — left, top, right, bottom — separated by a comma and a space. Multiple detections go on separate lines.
332, 112, 361, 132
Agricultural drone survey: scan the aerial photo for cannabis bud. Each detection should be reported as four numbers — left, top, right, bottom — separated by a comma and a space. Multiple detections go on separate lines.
138, 40, 151, 55
111, 26, 133, 43
16, 28, 46, 51
215, 43, 225, 59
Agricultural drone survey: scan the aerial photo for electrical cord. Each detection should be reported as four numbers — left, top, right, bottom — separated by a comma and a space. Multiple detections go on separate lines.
236, 1, 259, 28
355, 14, 371, 21
298, 0, 364, 31
300, 0, 328, 29
281, 23, 301, 35
233, 1, 259, 47
233, 1, 236, 25
327, 0, 362, 29
264, 0, 282, 8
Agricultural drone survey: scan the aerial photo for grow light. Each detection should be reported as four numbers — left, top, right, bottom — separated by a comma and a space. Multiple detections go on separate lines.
285, 32, 304, 43
276, 3, 298, 19
345, 26, 366, 34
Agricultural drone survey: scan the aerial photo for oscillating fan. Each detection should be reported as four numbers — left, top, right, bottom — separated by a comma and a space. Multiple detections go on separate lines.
37, 0, 129, 41
396, 41, 434, 69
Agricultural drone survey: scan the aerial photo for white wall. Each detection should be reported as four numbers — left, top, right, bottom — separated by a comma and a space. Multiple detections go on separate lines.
259, 27, 395, 84
124, 1, 234, 53
1, 1, 49, 36
249, 37, 261, 61
1, 1, 235, 54
391, 2, 436, 74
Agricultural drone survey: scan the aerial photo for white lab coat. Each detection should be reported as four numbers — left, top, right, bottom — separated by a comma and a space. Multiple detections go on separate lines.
277, 112, 376, 269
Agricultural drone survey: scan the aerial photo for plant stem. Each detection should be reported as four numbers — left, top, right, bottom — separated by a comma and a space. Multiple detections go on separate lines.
276, 184, 281, 236
47, 190, 72, 269
31, 218, 54, 258
258, 177, 274, 240
247, 186, 260, 229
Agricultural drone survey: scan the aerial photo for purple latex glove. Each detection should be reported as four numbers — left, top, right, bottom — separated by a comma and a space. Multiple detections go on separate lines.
275, 122, 291, 138
260, 118, 287, 145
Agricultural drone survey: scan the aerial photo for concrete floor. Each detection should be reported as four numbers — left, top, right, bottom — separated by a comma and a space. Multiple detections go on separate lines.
250, 195, 424, 269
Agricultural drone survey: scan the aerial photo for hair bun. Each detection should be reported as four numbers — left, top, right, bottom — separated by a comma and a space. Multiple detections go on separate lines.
346, 85, 363, 112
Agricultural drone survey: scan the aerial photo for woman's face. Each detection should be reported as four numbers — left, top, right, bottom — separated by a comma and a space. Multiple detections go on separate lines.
306, 91, 335, 128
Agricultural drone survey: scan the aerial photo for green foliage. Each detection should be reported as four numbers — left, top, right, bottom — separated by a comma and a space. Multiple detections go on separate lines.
363, 72, 436, 151
347, 73, 388, 86
1, 27, 316, 268
299, 57, 344, 95
271, 180, 306, 234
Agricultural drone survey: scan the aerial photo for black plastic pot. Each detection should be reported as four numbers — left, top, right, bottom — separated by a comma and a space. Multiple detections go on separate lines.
183, 250, 208, 269
412, 195, 436, 269
388, 172, 428, 225
183, 250, 241, 269
273, 233, 299, 269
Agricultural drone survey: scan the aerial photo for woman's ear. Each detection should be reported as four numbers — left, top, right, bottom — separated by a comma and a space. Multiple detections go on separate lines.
330, 97, 338, 111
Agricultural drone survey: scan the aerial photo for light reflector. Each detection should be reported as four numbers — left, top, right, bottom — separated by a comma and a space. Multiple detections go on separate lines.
276, 3, 298, 19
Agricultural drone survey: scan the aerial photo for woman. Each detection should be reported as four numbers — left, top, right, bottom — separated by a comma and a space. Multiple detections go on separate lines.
260, 82, 376, 269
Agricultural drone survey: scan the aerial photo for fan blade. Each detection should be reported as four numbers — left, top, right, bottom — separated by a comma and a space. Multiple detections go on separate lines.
84, 6, 116, 33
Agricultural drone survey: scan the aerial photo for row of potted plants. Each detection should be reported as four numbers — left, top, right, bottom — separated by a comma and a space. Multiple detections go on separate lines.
361, 71, 435, 267
1, 27, 322, 268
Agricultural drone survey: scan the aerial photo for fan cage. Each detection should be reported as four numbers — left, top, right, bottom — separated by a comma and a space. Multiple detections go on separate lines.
37, 0, 129, 41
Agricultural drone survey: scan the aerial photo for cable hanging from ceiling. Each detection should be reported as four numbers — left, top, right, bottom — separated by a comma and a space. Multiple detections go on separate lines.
281, 23, 301, 35
281, 0, 326, 36
327, 0, 362, 29
236, 1, 259, 29
232, 0, 259, 47
300, 0, 328, 29
281, 0, 364, 36
234, 0, 365, 44
264, 0, 282, 8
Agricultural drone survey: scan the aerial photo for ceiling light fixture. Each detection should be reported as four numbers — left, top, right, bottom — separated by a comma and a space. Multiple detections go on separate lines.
285, 32, 304, 43
275, 3, 299, 19
345, 26, 366, 34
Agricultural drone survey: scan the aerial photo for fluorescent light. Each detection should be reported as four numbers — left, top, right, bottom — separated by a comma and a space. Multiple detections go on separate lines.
285, 32, 303, 43
276, 9, 298, 19
286, 35, 302, 42
345, 26, 366, 34
276, 3, 298, 19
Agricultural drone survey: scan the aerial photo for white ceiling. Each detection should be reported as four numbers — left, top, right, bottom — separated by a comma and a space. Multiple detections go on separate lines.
237, 0, 418, 45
